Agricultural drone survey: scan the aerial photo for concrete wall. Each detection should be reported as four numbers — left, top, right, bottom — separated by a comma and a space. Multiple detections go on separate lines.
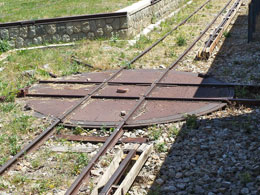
0, 0, 183, 48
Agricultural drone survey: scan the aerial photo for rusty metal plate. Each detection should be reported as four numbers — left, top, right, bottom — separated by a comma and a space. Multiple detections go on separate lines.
112, 69, 163, 83
160, 70, 208, 84
26, 99, 80, 118
29, 84, 96, 96
96, 85, 149, 97
25, 69, 234, 128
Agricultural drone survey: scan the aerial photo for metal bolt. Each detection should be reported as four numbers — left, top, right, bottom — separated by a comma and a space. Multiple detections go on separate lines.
120, 111, 126, 116
117, 88, 128, 93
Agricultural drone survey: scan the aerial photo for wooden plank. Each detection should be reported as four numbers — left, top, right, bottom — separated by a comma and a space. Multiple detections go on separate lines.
49, 145, 95, 153
56, 134, 147, 144
114, 144, 153, 195
99, 150, 137, 195
138, 143, 147, 152
124, 144, 140, 150
90, 149, 124, 195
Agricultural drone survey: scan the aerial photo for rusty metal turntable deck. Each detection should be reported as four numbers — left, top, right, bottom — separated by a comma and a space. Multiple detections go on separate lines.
25, 69, 234, 128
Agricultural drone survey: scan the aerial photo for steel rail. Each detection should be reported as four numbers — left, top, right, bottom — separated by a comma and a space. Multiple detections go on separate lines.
127, 0, 212, 65
0, 119, 60, 175
38, 80, 260, 88
170, 0, 232, 71
25, 82, 260, 99
197, 0, 242, 59
89, 96, 260, 106
204, 0, 240, 48
66, 1, 233, 194
0, 67, 125, 175
24, 93, 260, 105
146, 97, 260, 105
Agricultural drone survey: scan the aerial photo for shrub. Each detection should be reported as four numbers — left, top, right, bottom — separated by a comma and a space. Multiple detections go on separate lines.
176, 35, 186, 46
0, 40, 11, 53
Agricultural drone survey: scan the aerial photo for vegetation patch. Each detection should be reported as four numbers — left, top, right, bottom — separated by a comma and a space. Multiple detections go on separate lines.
0, 0, 139, 23
235, 86, 260, 99
0, 40, 11, 54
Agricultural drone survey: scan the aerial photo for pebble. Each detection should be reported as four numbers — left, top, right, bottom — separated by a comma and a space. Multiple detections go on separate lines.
159, 65, 166, 69
176, 183, 186, 190
163, 185, 177, 192
155, 178, 164, 185
175, 172, 183, 178
241, 188, 249, 194
43, 64, 49, 69
22, 70, 35, 77
195, 185, 204, 193
148, 175, 156, 181
91, 170, 101, 176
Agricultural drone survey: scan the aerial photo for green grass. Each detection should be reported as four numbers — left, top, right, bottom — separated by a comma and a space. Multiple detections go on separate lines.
155, 142, 168, 152
235, 86, 260, 99
0, 0, 139, 23
0, 103, 46, 166
240, 172, 252, 184
0, 146, 89, 193
148, 125, 162, 140
184, 114, 199, 129
223, 31, 231, 38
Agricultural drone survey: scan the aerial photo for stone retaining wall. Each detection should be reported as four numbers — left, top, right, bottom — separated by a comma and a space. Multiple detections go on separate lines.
0, 14, 128, 48
119, 0, 183, 36
0, 0, 183, 48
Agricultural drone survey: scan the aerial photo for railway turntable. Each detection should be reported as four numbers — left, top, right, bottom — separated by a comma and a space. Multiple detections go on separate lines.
24, 69, 234, 128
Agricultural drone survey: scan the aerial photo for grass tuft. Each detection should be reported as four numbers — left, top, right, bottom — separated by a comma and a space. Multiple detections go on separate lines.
184, 114, 199, 129
176, 35, 186, 46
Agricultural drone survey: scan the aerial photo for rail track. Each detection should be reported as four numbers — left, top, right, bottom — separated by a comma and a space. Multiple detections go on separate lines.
1, 0, 256, 194
197, 0, 242, 59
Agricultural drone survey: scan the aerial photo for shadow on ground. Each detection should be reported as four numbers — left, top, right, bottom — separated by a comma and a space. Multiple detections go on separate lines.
147, 7, 260, 195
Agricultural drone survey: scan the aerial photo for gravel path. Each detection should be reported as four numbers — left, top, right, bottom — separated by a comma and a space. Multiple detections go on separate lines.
151, 107, 260, 195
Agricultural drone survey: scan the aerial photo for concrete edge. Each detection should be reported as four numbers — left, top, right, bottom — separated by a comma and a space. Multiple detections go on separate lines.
116, 0, 151, 15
